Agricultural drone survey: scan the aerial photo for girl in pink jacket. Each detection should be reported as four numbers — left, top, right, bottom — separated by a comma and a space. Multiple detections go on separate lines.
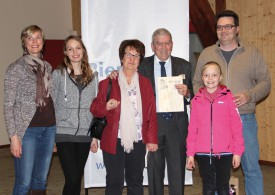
187, 61, 244, 195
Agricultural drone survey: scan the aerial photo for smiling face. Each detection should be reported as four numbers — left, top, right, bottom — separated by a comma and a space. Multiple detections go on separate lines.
65, 39, 84, 64
216, 16, 239, 47
151, 33, 173, 61
122, 46, 140, 73
24, 31, 44, 57
201, 63, 223, 93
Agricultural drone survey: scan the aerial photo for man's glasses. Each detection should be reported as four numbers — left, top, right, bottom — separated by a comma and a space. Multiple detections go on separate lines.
124, 53, 140, 60
216, 24, 236, 31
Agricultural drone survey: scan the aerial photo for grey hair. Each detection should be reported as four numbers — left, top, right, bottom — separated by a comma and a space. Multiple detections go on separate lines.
151, 28, 172, 43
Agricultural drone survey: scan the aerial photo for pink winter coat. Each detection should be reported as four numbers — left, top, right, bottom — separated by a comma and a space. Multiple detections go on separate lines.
186, 86, 244, 157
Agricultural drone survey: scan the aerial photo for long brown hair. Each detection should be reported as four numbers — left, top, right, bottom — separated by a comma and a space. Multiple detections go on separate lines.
58, 35, 93, 84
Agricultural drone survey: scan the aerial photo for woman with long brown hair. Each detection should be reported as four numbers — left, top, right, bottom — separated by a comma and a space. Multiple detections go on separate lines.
52, 35, 98, 195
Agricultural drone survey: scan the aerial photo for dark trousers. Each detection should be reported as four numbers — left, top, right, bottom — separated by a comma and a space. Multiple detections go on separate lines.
56, 142, 90, 195
196, 154, 233, 195
147, 115, 187, 195
103, 139, 146, 195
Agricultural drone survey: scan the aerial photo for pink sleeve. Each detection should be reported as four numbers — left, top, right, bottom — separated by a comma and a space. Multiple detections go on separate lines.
186, 99, 199, 156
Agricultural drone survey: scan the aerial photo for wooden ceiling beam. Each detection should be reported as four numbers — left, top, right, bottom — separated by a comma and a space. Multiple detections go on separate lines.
71, 0, 81, 36
215, 0, 226, 14
190, 0, 218, 47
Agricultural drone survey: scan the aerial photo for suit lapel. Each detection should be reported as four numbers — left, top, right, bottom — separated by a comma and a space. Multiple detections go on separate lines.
148, 56, 156, 94
171, 56, 178, 76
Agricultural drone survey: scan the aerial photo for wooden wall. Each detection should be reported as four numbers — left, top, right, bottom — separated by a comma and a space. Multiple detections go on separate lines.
208, 0, 275, 162
71, 0, 81, 35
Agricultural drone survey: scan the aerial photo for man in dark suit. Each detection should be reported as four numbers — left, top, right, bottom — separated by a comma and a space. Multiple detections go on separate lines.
138, 28, 193, 195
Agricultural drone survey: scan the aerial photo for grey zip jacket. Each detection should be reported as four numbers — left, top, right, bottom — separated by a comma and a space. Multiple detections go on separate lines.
52, 68, 98, 136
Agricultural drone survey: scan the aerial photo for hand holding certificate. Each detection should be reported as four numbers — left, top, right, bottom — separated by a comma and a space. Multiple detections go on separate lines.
157, 75, 185, 112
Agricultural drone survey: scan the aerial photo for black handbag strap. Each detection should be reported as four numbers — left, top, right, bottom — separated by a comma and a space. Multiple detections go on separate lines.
106, 79, 112, 102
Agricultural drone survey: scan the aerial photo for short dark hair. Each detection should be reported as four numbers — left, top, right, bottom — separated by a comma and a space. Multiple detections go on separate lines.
216, 10, 239, 27
119, 39, 145, 65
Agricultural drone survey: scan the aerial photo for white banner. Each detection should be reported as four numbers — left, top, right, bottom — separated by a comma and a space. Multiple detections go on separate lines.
84, 149, 193, 188
81, 0, 189, 80
84, 107, 193, 188
81, 0, 192, 188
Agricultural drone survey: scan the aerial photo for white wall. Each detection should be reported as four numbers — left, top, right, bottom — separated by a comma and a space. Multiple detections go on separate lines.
0, 0, 73, 145
189, 33, 204, 78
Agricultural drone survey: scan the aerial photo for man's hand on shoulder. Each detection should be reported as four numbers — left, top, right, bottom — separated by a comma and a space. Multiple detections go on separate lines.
108, 70, 119, 79
233, 92, 251, 107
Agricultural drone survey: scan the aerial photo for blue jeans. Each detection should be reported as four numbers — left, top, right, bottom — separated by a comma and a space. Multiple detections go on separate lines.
240, 114, 264, 195
13, 125, 56, 195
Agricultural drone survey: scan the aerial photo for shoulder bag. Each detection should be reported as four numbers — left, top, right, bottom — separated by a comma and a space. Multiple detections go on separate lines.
88, 79, 112, 140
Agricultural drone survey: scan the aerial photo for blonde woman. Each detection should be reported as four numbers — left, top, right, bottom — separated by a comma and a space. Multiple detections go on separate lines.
4, 25, 56, 195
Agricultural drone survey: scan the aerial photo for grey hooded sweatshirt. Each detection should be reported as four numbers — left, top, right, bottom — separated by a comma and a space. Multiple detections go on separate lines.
52, 68, 98, 142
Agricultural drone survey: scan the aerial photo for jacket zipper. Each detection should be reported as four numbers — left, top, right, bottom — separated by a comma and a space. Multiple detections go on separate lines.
210, 101, 213, 164
218, 47, 239, 87
74, 90, 81, 135
204, 92, 226, 164
196, 90, 228, 164
65, 70, 90, 135
72, 81, 88, 136
201, 96, 214, 164
74, 83, 88, 135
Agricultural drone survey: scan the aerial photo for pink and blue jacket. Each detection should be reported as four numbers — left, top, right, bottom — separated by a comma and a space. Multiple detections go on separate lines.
186, 85, 244, 157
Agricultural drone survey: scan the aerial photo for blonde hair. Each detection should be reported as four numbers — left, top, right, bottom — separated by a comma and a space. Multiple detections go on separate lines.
21, 25, 44, 50
201, 61, 222, 76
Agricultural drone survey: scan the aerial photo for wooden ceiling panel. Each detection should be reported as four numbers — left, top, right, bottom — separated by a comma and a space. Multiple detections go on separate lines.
190, 0, 219, 47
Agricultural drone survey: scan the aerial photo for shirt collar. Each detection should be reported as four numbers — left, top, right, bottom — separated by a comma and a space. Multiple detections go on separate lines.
154, 55, 171, 65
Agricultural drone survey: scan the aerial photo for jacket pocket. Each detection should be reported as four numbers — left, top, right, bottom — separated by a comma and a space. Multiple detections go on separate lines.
58, 108, 72, 122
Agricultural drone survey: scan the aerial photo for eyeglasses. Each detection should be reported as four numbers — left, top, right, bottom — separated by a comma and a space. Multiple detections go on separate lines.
124, 53, 140, 60
216, 24, 236, 31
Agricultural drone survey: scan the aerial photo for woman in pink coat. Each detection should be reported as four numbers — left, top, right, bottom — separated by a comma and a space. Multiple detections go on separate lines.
186, 61, 244, 195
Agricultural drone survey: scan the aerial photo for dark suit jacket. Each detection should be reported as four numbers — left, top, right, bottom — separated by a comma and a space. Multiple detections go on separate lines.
90, 74, 158, 154
138, 55, 193, 138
